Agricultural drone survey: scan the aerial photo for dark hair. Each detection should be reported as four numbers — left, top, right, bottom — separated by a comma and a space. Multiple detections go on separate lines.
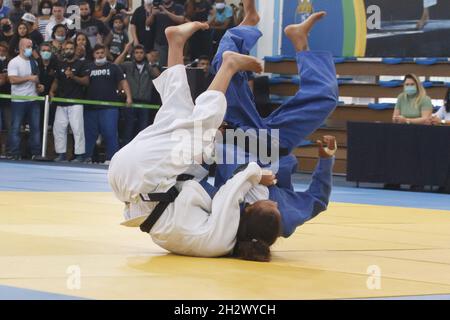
63, 39, 75, 47
198, 55, 210, 62
445, 88, 450, 113
15, 22, 29, 36
75, 31, 93, 58
39, 0, 53, 14
79, 1, 91, 8
93, 43, 106, 53
133, 44, 145, 52
51, 23, 68, 39
111, 15, 124, 24
233, 201, 281, 262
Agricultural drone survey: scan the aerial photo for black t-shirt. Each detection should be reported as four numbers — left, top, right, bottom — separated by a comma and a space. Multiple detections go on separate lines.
38, 58, 57, 96
81, 17, 110, 48
130, 5, 155, 51
0, 59, 10, 94
0, 32, 13, 44
55, 59, 90, 105
29, 29, 44, 48
154, 3, 184, 45
87, 62, 124, 103
192, 0, 212, 22
109, 30, 129, 59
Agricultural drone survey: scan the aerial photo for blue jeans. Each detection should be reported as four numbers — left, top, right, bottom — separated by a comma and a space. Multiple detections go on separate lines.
121, 107, 150, 146
7, 101, 41, 156
84, 108, 119, 160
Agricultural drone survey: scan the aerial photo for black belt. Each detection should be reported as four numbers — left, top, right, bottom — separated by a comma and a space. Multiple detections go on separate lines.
139, 174, 194, 233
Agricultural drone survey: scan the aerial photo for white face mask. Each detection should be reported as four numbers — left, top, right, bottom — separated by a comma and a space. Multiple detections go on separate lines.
0, 56, 6, 61
42, 8, 51, 15
95, 57, 107, 65
144, 0, 153, 5
216, 3, 226, 10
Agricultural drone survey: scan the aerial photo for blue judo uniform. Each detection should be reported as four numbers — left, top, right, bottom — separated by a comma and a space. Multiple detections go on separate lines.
211, 26, 339, 237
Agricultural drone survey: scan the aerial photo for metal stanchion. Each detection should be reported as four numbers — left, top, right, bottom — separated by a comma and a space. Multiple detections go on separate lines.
35, 95, 52, 162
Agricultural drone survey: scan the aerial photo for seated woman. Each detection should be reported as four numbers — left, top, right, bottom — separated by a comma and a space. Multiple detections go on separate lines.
431, 88, 450, 126
392, 74, 433, 125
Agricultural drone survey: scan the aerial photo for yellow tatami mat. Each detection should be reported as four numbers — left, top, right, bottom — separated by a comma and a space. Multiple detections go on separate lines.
1, 192, 450, 299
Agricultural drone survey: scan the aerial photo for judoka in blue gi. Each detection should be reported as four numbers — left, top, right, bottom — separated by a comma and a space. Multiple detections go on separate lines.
211, 8, 339, 239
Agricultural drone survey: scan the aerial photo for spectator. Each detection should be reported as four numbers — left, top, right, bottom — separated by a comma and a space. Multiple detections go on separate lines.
105, 14, 128, 61
44, 2, 72, 42
0, 17, 14, 43
101, 0, 128, 28
8, 0, 24, 27
0, 0, 10, 19
37, 42, 56, 97
185, 0, 212, 60
79, 1, 112, 48
22, 0, 32, 13
50, 39, 89, 162
146, 0, 185, 67
130, 0, 154, 53
49, 23, 68, 59
84, 44, 131, 164
146, 48, 161, 70
7, 38, 44, 160
37, 41, 57, 128
208, 0, 233, 54
74, 31, 92, 61
431, 88, 450, 126
196, 54, 213, 92
21, 13, 44, 48
115, 43, 159, 145
231, 1, 244, 26
392, 74, 433, 125
117, 0, 130, 10
0, 41, 9, 139
37, 0, 52, 38
8, 21, 32, 57
66, 0, 95, 13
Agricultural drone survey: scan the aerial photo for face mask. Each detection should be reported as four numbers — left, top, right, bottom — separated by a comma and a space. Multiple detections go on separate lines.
144, 0, 153, 4
55, 35, 66, 42
216, 3, 226, 10
42, 8, 51, 15
40, 51, 52, 60
95, 57, 107, 65
13, 1, 21, 8
24, 4, 32, 12
404, 85, 417, 96
64, 51, 74, 59
2, 24, 11, 32
24, 48, 33, 58
0, 56, 6, 61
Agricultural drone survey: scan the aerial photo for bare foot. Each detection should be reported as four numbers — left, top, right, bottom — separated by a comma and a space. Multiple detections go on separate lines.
284, 11, 326, 52
222, 51, 263, 74
165, 21, 209, 47
240, 0, 260, 26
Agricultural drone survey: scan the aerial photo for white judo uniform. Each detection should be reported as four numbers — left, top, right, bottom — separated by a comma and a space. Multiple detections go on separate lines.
108, 64, 264, 257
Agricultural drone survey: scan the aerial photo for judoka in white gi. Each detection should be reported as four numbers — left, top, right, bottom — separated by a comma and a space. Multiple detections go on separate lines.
108, 21, 281, 259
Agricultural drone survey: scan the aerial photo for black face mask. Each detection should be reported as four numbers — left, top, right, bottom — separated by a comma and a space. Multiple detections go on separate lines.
65, 51, 75, 60
2, 24, 12, 33
24, 4, 32, 12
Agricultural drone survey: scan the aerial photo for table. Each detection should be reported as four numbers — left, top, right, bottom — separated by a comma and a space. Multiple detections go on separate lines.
347, 122, 450, 190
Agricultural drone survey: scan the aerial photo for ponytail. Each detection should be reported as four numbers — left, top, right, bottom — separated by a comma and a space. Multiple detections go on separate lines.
234, 239, 271, 262
233, 200, 281, 263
